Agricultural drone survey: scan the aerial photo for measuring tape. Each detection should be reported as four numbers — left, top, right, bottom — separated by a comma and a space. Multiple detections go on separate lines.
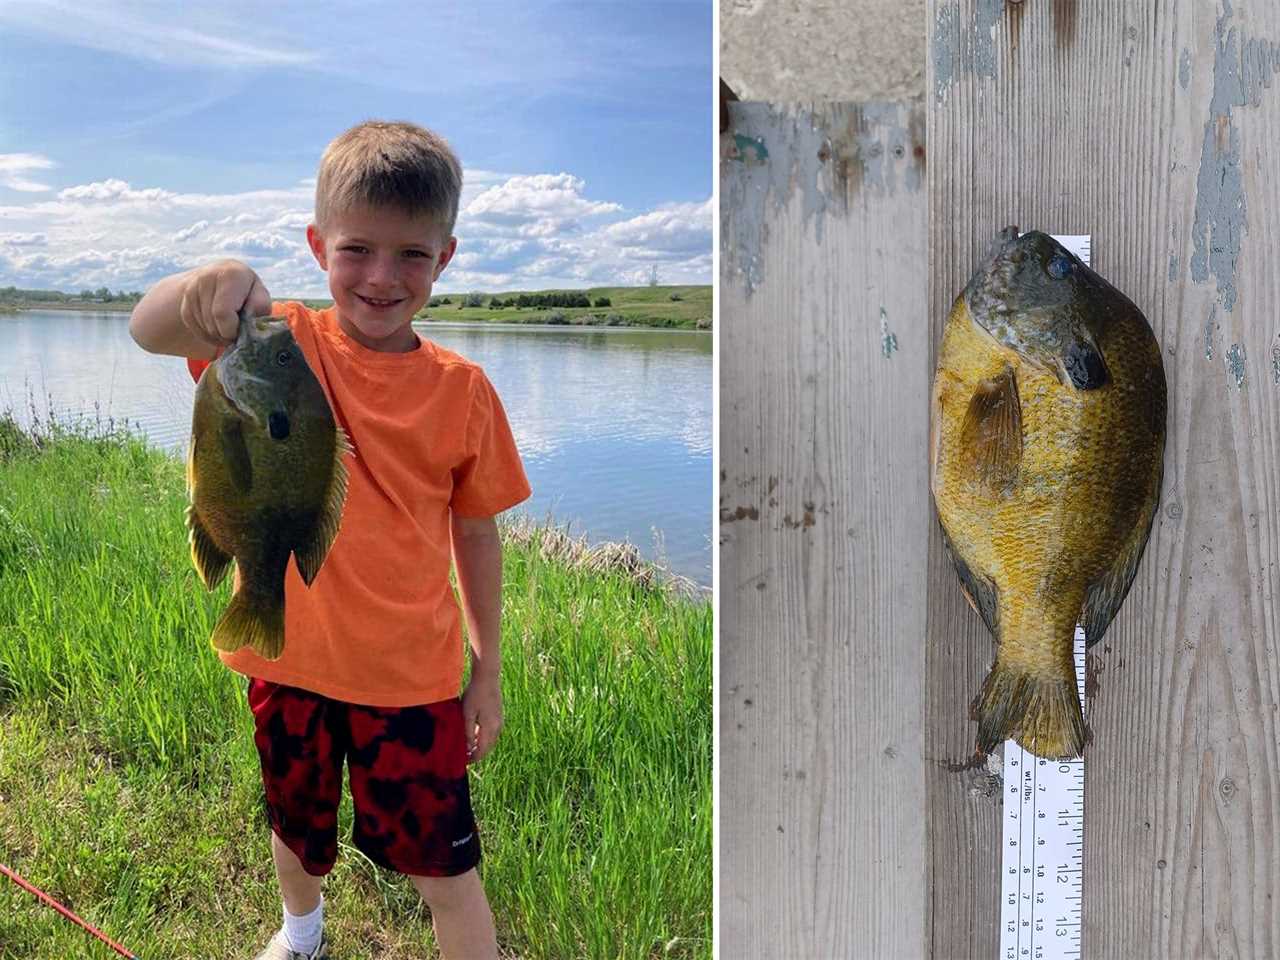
998, 234, 1090, 960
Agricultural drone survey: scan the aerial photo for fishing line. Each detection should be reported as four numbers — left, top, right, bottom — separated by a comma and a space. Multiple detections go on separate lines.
0, 862, 142, 959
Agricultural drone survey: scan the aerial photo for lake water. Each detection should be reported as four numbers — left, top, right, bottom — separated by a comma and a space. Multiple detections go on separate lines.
0, 310, 713, 585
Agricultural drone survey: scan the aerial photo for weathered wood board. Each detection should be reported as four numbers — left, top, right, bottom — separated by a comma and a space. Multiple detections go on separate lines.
719, 102, 929, 958
927, 2, 1280, 957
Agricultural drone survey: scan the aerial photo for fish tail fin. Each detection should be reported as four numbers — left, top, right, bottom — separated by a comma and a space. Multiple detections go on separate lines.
210, 590, 285, 661
973, 659, 1085, 760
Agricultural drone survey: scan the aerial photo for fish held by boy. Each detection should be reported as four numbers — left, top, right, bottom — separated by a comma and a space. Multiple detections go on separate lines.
186, 311, 351, 660
930, 227, 1166, 760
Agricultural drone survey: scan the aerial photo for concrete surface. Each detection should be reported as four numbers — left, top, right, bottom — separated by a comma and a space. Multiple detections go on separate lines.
721, 0, 926, 102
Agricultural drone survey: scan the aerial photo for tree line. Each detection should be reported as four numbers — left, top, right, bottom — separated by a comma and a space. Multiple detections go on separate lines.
429, 292, 613, 310
0, 286, 142, 303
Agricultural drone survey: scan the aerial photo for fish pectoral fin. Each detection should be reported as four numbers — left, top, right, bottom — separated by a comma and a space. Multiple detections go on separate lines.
187, 506, 233, 590
293, 427, 351, 586
960, 367, 1022, 488
219, 419, 253, 494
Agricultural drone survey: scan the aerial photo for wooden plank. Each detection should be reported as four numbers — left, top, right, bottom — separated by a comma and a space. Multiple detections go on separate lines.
719, 102, 929, 958
926, 2, 1280, 956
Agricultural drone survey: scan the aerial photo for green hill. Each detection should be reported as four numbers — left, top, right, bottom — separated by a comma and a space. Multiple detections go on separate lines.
420, 285, 712, 329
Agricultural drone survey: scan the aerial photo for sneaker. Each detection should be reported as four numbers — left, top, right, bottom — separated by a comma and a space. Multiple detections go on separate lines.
253, 930, 330, 960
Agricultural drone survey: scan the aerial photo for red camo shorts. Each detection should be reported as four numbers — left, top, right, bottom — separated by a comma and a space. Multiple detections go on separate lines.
247, 677, 481, 878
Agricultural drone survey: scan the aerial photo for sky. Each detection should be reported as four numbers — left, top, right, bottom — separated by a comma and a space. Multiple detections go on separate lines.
0, 0, 712, 297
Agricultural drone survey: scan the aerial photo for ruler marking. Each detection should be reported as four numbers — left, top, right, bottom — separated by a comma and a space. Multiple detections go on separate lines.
998, 235, 1090, 960
993, 234, 1091, 957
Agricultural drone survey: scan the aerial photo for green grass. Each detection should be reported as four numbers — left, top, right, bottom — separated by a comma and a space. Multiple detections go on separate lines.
0, 413, 711, 959
5, 285, 714, 329
418, 286, 712, 329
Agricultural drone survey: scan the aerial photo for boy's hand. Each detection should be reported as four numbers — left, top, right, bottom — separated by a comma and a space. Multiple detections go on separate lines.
180, 259, 271, 348
461, 671, 503, 763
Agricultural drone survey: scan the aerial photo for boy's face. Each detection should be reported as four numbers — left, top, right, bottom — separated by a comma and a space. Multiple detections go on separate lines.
306, 203, 456, 353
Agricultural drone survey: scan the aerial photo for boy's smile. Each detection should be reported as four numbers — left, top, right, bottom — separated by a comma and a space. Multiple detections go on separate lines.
307, 203, 457, 353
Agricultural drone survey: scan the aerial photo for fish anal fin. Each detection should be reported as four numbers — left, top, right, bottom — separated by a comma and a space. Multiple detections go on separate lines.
293, 427, 351, 586
973, 659, 1085, 760
940, 523, 1000, 639
187, 506, 232, 590
220, 419, 253, 494
960, 367, 1022, 489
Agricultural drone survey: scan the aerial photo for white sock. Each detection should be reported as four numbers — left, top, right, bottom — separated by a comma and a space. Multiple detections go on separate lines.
283, 896, 323, 955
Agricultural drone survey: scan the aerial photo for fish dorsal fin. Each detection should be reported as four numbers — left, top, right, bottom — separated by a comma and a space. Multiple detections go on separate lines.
960, 367, 1022, 489
293, 427, 352, 586
219, 419, 253, 494
187, 505, 233, 590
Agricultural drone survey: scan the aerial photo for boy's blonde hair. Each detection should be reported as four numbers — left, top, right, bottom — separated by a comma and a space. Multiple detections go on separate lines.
315, 120, 463, 233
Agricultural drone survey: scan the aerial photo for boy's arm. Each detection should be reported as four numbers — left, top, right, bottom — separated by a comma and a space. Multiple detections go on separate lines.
452, 513, 504, 762
129, 260, 270, 358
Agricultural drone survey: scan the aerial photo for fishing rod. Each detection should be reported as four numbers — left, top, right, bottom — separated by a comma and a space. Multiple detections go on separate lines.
1, 862, 142, 959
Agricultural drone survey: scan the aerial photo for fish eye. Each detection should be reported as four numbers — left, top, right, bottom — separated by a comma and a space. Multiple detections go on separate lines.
1048, 255, 1073, 279
276, 350, 292, 367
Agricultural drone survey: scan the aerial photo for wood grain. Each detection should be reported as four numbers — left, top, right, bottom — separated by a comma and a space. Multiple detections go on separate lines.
926, 2, 1280, 957
719, 102, 929, 958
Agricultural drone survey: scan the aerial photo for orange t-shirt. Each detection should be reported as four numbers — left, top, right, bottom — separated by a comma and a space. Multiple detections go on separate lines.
187, 301, 531, 706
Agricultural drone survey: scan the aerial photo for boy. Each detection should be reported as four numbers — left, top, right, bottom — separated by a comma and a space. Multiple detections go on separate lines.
129, 120, 530, 960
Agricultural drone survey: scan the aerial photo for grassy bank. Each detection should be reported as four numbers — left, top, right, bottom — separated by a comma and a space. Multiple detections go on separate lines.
418, 286, 712, 330
0, 415, 711, 958
3, 285, 713, 329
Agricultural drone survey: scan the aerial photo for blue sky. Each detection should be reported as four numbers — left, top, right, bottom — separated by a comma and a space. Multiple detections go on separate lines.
0, 0, 712, 296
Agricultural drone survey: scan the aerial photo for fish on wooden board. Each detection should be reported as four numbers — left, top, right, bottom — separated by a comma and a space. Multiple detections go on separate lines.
930, 227, 1166, 759
186, 312, 350, 659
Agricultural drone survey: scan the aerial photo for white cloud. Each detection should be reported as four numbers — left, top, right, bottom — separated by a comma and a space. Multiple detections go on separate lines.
172, 220, 209, 242
0, 232, 48, 247
217, 231, 299, 258
0, 153, 56, 193
603, 199, 713, 256
0, 159, 710, 295
462, 174, 621, 236
58, 178, 177, 204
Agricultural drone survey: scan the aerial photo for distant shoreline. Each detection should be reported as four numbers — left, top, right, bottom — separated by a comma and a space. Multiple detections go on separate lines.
2, 301, 135, 313
6, 299, 713, 329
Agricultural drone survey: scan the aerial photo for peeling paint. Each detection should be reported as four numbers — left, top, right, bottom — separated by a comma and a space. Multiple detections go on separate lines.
1179, 47, 1192, 90
1226, 342, 1246, 387
972, 0, 1004, 78
879, 306, 898, 358
1168, 252, 1179, 283
732, 133, 768, 164
1204, 306, 1217, 360
1190, 1, 1278, 313
1271, 342, 1280, 384
722, 103, 924, 297
1240, 35, 1280, 105
932, 0, 1004, 102
932, 5, 959, 102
